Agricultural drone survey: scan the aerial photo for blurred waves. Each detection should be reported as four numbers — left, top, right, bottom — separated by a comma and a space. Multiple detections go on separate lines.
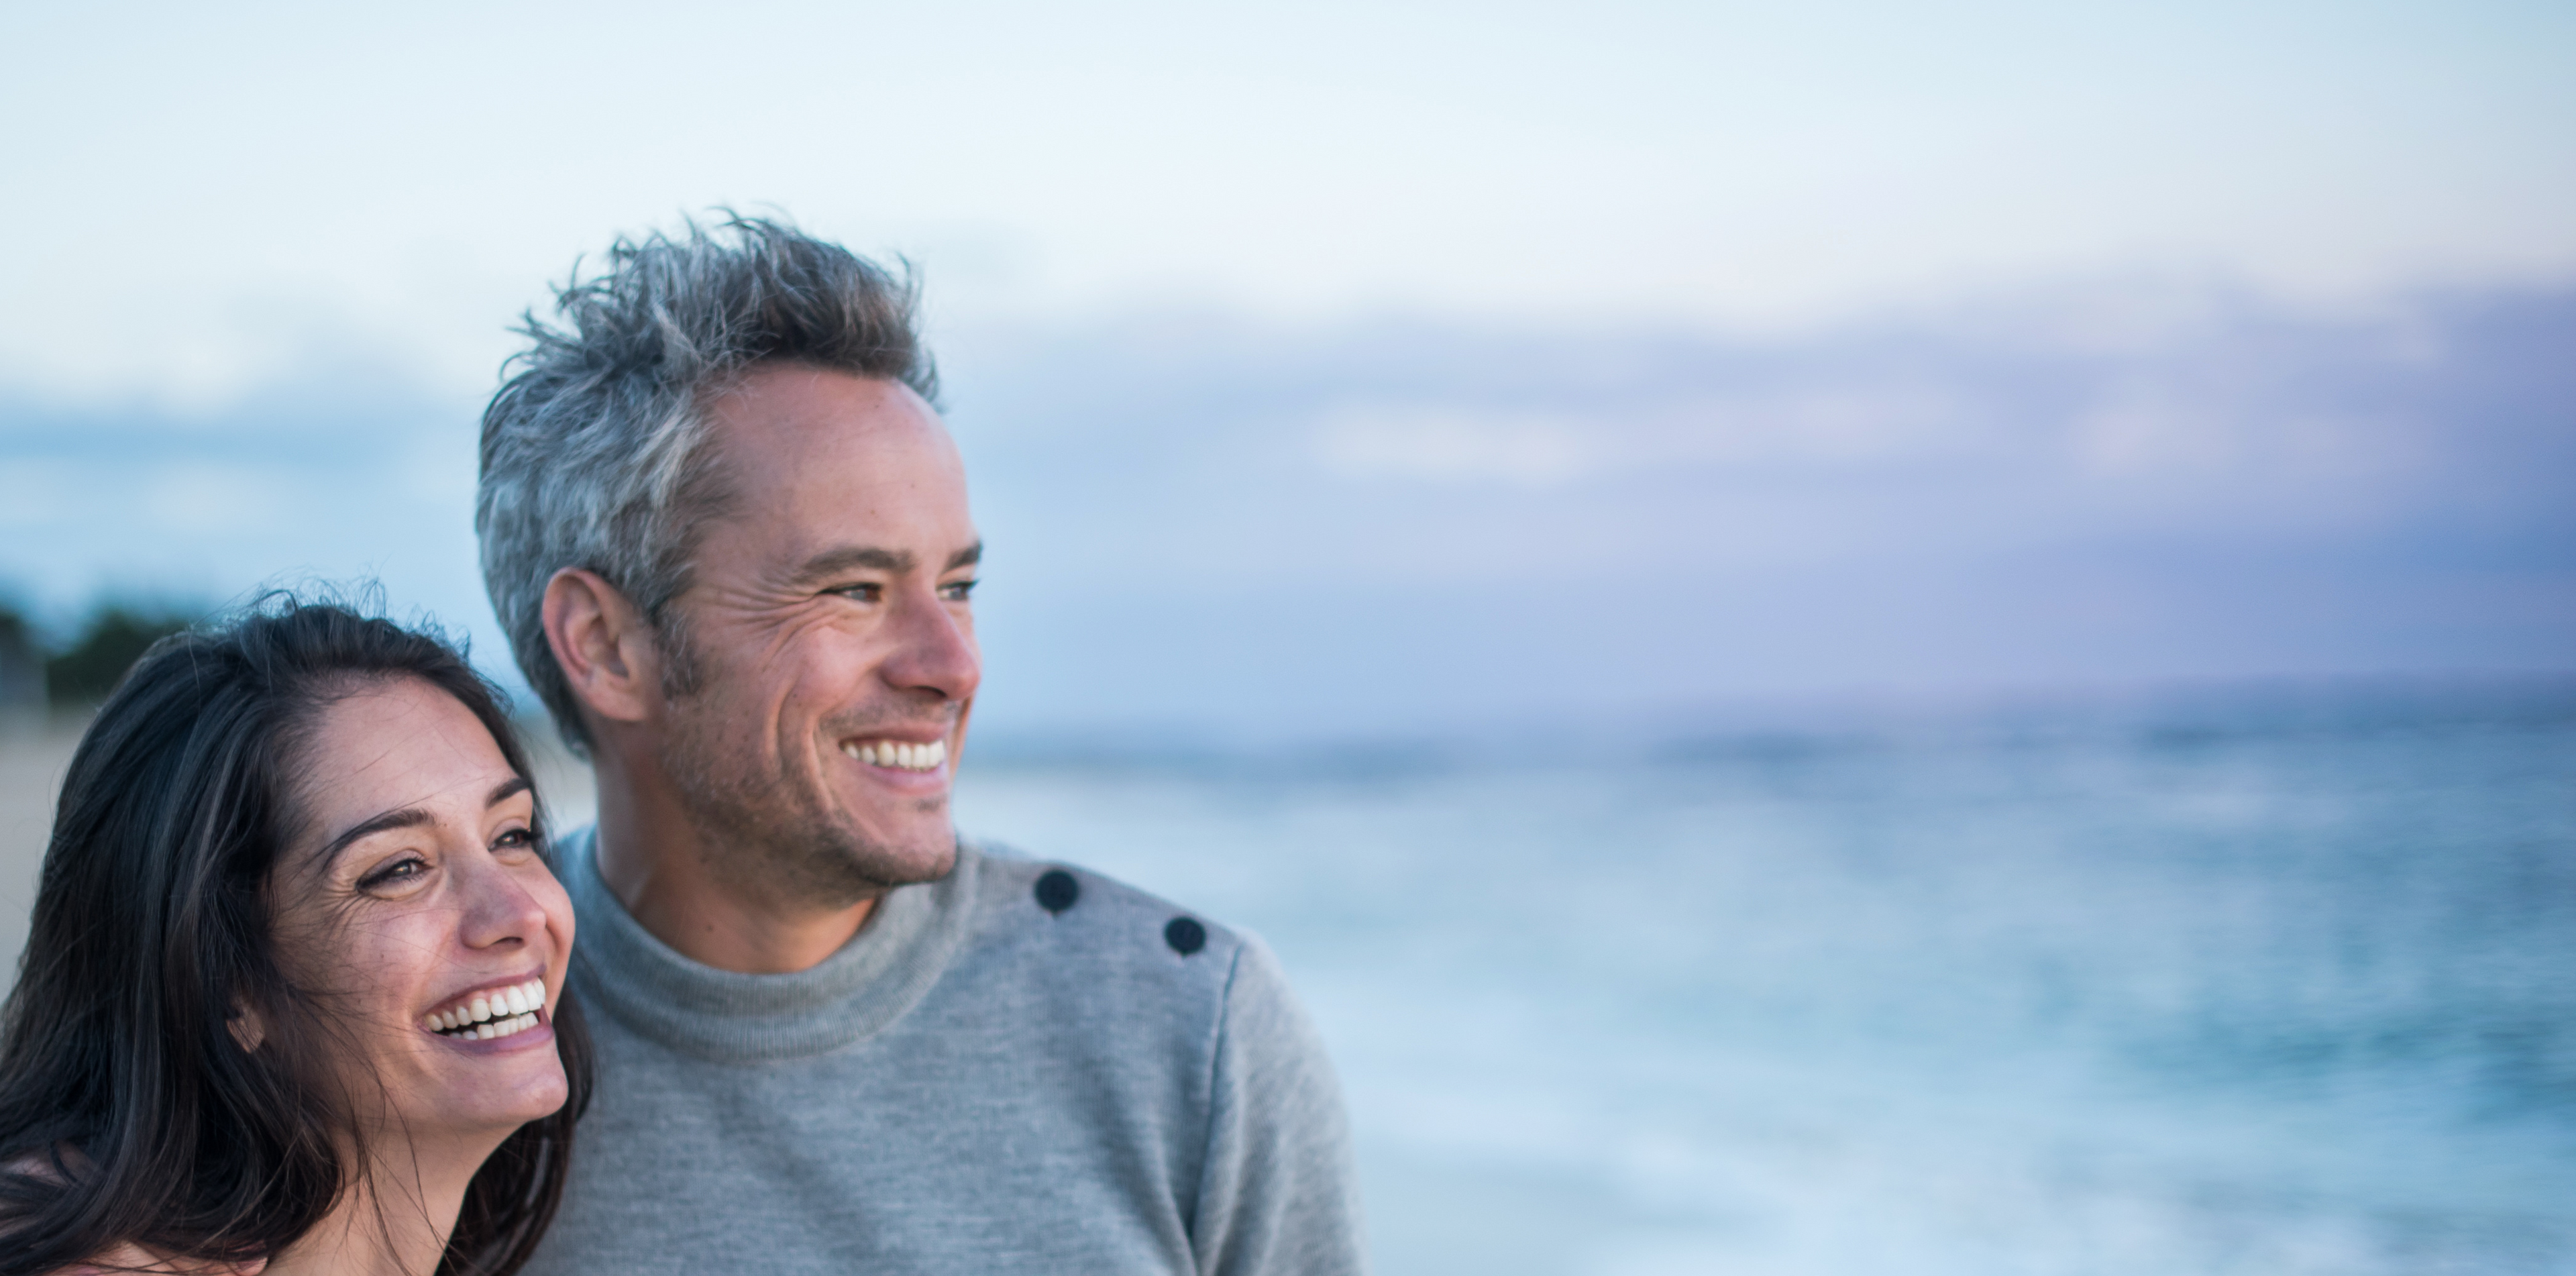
955, 678, 2576, 1274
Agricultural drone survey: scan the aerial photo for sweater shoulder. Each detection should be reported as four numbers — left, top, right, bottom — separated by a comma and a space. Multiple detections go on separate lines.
963, 841, 1250, 990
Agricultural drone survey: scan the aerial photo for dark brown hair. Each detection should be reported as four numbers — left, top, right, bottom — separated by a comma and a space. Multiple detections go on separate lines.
0, 595, 592, 1275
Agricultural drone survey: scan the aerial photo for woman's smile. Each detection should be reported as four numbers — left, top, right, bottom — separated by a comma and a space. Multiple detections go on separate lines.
423, 975, 553, 1042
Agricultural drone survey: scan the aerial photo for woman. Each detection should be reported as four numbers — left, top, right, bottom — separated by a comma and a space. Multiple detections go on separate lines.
0, 598, 592, 1275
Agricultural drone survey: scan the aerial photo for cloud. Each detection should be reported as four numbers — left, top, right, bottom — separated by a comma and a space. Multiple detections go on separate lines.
1316, 406, 1601, 486
0, 461, 76, 527
965, 280, 2571, 566
141, 464, 301, 533
4, 276, 2569, 737
949, 280, 2573, 732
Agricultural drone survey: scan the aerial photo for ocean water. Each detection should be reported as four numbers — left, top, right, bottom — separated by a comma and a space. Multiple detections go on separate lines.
954, 684, 2576, 1275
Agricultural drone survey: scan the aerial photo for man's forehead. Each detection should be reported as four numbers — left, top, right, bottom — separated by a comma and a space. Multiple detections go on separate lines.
705, 364, 940, 454
696, 366, 969, 527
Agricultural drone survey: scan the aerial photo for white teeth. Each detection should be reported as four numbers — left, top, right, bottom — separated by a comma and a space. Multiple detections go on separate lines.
843, 739, 948, 772
428, 982, 549, 1037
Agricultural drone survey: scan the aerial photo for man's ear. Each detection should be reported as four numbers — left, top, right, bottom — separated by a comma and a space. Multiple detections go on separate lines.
541, 568, 663, 731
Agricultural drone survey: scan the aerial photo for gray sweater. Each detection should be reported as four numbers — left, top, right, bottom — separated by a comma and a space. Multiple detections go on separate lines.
521, 831, 1367, 1275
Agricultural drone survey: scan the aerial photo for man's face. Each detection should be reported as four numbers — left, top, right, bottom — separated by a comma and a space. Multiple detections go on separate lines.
652, 365, 981, 904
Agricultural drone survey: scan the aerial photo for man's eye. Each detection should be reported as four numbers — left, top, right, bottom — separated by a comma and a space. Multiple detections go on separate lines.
940, 580, 978, 602
833, 584, 884, 603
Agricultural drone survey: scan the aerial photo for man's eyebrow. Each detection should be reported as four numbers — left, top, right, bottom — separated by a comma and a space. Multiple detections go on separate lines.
792, 546, 916, 583
791, 542, 982, 584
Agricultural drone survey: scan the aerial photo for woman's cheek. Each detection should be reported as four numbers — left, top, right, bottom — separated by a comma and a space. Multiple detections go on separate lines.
369, 916, 439, 1034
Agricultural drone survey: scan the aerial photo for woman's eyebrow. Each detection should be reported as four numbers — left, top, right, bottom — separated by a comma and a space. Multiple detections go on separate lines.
318, 807, 432, 863
313, 778, 527, 865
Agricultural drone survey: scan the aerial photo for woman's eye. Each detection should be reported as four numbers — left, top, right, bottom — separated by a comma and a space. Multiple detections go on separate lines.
494, 828, 538, 853
358, 857, 427, 891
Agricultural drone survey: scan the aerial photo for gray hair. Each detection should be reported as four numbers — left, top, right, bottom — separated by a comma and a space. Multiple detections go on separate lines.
475, 213, 938, 751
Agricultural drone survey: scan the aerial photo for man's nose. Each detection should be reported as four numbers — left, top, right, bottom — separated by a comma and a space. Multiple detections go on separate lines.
881, 586, 981, 702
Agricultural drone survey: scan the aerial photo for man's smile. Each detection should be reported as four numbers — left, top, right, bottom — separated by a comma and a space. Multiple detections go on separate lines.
840, 737, 949, 773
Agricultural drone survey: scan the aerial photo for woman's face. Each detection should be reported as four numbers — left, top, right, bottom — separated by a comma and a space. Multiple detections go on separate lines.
266, 676, 574, 1142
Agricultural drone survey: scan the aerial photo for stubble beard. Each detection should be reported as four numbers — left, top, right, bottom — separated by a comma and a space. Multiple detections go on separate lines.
655, 689, 957, 913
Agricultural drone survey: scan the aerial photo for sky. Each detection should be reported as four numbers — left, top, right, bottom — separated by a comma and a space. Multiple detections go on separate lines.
1, 0, 2571, 743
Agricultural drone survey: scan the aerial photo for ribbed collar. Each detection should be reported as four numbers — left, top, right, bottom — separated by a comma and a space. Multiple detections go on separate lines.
558, 827, 979, 1064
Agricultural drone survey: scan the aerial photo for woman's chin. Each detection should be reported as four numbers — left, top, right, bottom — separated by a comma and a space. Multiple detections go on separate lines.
424, 1079, 570, 1142
411, 1027, 571, 1134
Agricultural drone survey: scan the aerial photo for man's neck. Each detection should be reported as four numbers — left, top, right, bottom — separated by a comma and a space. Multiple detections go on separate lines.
588, 751, 876, 975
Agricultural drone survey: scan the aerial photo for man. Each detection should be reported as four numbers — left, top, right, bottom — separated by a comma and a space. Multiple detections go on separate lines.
476, 217, 1366, 1273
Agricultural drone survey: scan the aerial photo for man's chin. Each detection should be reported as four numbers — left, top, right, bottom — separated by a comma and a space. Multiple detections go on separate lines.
873, 835, 958, 886
835, 823, 959, 891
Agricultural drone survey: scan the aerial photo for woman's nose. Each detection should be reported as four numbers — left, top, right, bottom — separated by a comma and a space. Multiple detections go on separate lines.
455, 850, 550, 950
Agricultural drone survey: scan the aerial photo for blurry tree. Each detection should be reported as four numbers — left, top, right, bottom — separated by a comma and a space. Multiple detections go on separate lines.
44, 606, 197, 707
0, 605, 40, 710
